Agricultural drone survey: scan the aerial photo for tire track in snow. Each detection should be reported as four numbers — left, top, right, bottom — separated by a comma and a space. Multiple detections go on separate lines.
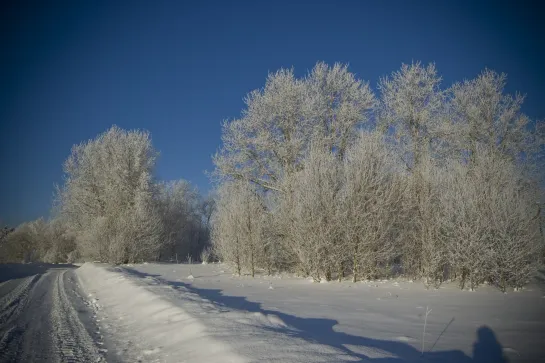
0, 275, 39, 326
51, 270, 102, 363
0, 275, 41, 362
0, 326, 25, 362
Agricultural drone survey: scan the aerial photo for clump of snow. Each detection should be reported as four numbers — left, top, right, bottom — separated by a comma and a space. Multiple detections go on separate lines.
143, 347, 161, 355
395, 336, 417, 342
342, 344, 398, 359
503, 347, 519, 354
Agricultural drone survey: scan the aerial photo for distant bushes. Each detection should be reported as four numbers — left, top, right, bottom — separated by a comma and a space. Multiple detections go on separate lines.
0, 218, 76, 264
212, 61, 544, 291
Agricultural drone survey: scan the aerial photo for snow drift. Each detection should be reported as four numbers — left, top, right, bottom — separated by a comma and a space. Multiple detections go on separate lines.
76, 263, 245, 363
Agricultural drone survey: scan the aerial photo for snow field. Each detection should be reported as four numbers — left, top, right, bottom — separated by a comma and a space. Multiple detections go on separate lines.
77, 263, 545, 362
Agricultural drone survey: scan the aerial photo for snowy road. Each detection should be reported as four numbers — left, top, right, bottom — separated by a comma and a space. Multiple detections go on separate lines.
0, 264, 103, 363
4, 262, 541, 362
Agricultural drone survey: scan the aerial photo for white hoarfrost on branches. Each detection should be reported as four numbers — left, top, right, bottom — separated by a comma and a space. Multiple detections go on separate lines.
288, 142, 343, 281
341, 132, 406, 282
7, 61, 543, 294
212, 61, 544, 291
378, 62, 447, 171
212, 181, 266, 276
56, 126, 164, 264
437, 151, 542, 291
49, 126, 212, 264
378, 62, 448, 280
213, 68, 308, 192
305, 62, 376, 159
449, 69, 540, 165
8, 125, 211, 265
213, 62, 375, 192
0, 217, 76, 263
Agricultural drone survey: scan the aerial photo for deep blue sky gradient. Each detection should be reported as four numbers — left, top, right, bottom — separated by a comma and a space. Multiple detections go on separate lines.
1, 0, 544, 226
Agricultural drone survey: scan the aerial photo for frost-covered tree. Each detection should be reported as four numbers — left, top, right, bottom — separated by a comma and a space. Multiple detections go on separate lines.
438, 151, 542, 291
413, 158, 451, 287
211, 61, 543, 291
56, 126, 165, 263
239, 184, 267, 277
0, 217, 76, 264
441, 70, 544, 289
287, 142, 344, 281
211, 183, 241, 274
40, 218, 77, 263
214, 62, 374, 192
340, 132, 406, 282
378, 62, 446, 171
213, 62, 375, 278
281, 132, 405, 282
449, 70, 543, 167
1, 218, 49, 262
214, 69, 308, 192
211, 181, 266, 276
0, 226, 14, 263
378, 63, 450, 279
305, 62, 375, 159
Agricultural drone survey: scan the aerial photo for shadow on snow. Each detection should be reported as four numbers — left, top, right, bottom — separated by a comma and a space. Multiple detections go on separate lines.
121, 267, 508, 363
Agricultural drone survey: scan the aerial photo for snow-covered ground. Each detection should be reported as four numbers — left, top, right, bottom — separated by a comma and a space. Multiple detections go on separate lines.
76, 263, 545, 362
0, 263, 103, 362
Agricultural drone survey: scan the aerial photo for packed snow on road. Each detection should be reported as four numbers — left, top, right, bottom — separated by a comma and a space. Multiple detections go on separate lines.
0, 263, 107, 362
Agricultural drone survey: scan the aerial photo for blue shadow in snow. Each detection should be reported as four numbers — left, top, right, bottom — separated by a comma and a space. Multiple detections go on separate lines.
120, 267, 508, 363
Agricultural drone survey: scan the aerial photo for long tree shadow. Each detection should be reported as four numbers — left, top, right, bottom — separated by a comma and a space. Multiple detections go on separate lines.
121, 267, 507, 363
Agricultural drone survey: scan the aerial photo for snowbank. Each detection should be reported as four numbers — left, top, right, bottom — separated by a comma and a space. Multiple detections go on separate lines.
76, 263, 377, 362
76, 263, 246, 363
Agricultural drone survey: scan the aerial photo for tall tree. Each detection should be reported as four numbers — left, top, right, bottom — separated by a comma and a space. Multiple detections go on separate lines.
56, 126, 164, 263
214, 62, 374, 193
378, 62, 446, 171
449, 69, 543, 168
378, 62, 447, 278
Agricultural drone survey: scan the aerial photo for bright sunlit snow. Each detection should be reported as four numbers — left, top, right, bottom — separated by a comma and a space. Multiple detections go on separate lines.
76, 263, 545, 362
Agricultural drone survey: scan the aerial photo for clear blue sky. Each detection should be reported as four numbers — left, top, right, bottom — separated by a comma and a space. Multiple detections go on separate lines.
1, 0, 544, 226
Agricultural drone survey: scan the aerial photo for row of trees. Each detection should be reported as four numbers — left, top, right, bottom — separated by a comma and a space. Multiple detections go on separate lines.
212, 62, 544, 291
2, 61, 543, 292
1, 126, 211, 264
0, 218, 77, 263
